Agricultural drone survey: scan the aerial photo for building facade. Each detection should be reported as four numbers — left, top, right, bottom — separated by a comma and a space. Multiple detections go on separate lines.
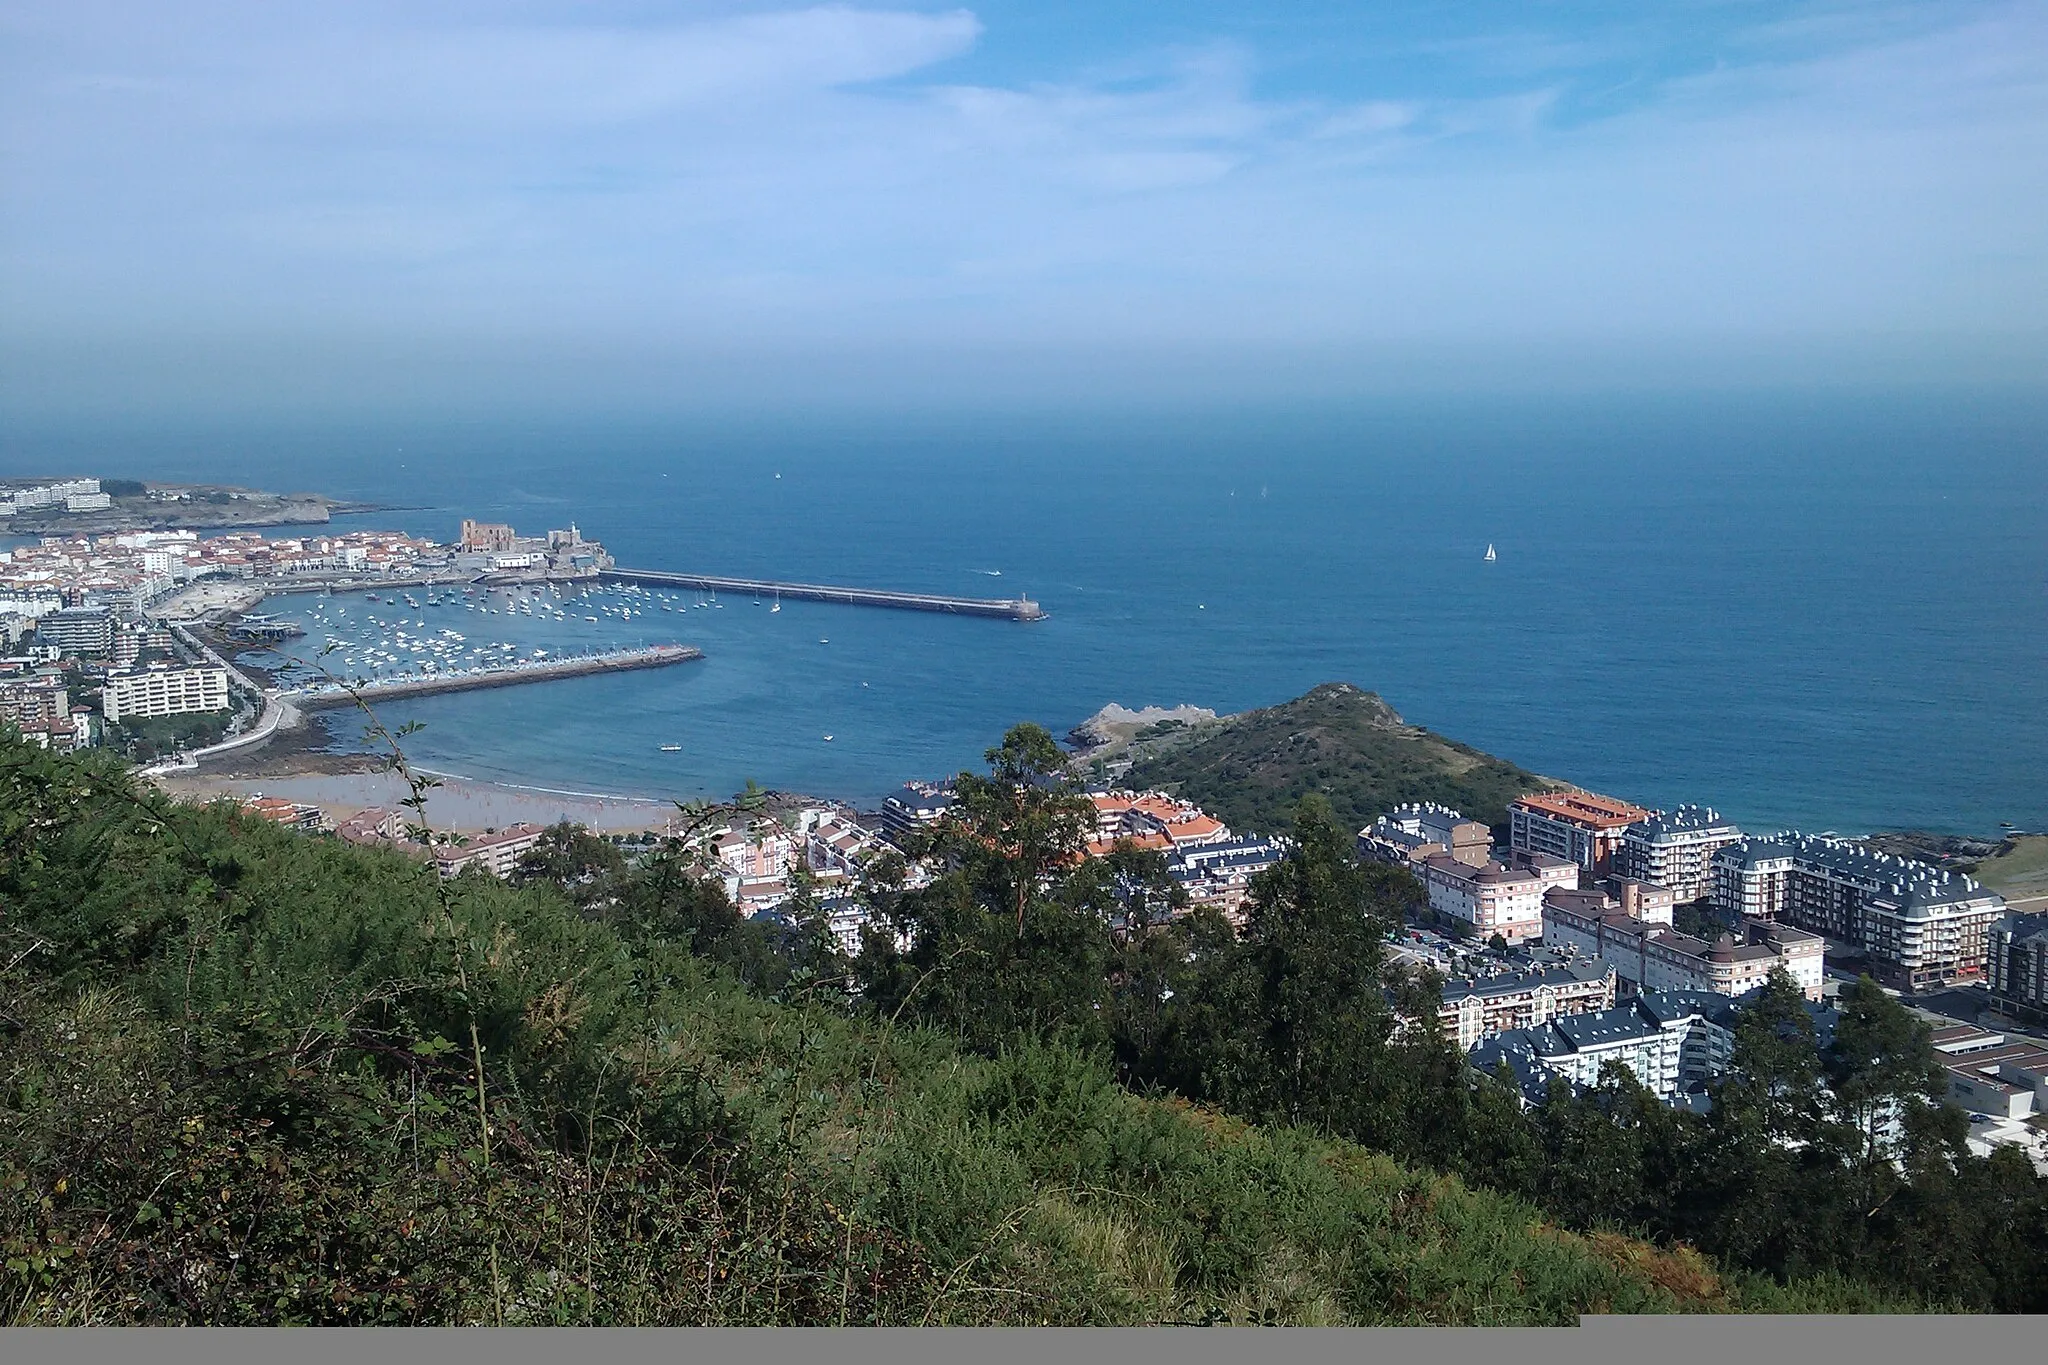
1423, 856, 1548, 944
435, 824, 546, 879
1543, 887, 1824, 999
34, 606, 114, 656
1434, 962, 1617, 1049
1619, 805, 1742, 903
1358, 802, 1493, 870
102, 664, 231, 723
1712, 834, 2004, 990
1508, 791, 1650, 877
1989, 913, 2048, 1024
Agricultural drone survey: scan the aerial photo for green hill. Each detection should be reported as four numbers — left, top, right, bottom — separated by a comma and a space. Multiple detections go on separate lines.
1122, 682, 1556, 837
0, 736, 1909, 1325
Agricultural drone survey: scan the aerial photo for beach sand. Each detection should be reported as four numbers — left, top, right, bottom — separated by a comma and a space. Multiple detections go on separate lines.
154, 768, 680, 834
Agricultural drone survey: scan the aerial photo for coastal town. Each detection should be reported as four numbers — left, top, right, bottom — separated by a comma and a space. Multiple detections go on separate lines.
5, 473, 2047, 1174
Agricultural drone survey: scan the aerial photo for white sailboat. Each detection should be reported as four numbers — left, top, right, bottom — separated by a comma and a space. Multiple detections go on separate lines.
1483, 543, 1497, 562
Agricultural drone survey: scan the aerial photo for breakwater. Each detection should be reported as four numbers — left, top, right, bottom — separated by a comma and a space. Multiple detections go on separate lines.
290, 644, 702, 711
603, 569, 1046, 621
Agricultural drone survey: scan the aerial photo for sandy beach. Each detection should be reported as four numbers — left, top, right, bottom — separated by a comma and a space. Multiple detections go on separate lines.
153, 767, 683, 834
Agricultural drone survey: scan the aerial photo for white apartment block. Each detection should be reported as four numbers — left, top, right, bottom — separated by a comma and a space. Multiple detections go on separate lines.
1713, 834, 2004, 991
1619, 805, 1742, 904
102, 664, 231, 723
434, 824, 545, 879
1434, 962, 1617, 1050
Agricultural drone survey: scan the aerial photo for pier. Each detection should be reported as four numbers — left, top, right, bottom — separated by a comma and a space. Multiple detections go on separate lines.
289, 644, 703, 711
603, 569, 1046, 621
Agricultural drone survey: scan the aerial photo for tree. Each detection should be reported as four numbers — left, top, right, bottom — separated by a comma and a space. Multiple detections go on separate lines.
1825, 977, 1945, 1177
513, 820, 626, 909
1229, 794, 1401, 1131
852, 724, 1110, 1051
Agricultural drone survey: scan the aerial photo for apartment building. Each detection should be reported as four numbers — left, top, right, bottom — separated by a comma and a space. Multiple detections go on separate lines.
1170, 836, 1288, 921
434, 824, 546, 880
1508, 791, 1650, 877
1434, 961, 1617, 1049
1543, 887, 1824, 999
1989, 913, 2048, 1024
34, 606, 114, 656
1358, 802, 1492, 871
1619, 805, 1742, 903
878, 783, 953, 843
1713, 834, 2005, 990
102, 664, 231, 723
1422, 855, 1572, 944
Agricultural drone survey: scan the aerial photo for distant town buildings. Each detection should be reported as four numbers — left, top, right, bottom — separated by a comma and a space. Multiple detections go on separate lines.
435, 824, 547, 880
1618, 805, 1742, 904
1468, 989, 1738, 1106
1509, 792, 1651, 878
1713, 834, 2004, 990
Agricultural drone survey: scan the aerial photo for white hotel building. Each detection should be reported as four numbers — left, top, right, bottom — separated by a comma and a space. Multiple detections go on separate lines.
102, 664, 231, 724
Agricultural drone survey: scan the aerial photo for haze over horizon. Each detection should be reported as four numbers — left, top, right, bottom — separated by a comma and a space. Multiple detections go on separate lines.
4, 1, 2046, 418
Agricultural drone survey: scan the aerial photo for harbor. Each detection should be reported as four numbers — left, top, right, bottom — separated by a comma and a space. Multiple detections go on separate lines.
602, 569, 1046, 621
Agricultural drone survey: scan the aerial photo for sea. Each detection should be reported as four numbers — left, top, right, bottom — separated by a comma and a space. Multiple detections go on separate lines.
5, 391, 2045, 836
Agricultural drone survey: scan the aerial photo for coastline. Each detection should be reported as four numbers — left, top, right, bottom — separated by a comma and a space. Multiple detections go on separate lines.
151, 765, 685, 834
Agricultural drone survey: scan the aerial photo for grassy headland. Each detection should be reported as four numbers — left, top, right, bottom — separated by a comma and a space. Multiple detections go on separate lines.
1117, 682, 1557, 836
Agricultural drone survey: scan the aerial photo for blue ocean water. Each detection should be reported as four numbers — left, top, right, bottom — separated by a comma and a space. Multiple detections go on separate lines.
6, 392, 2044, 834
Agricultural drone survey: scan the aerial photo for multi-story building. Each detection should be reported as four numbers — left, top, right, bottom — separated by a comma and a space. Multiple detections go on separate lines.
241, 796, 324, 831
1170, 835, 1289, 921
1619, 805, 1742, 903
1422, 855, 1567, 944
1543, 886, 1824, 999
1358, 802, 1492, 871
1989, 913, 2048, 1024
1508, 791, 1650, 878
34, 605, 114, 656
435, 824, 546, 879
1467, 992, 1724, 1104
0, 674, 71, 732
1433, 962, 1617, 1049
878, 783, 954, 843
102, 664, 231, 723
1712, 834, 2005, 990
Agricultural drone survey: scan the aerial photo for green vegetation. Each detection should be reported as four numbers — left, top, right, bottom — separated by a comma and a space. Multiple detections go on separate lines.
105, 711, 230, 762
1124, 682, 1554, 836
1972, 836, 2048, 906
101, 479, 147, 499
3, 728, 2041, 1324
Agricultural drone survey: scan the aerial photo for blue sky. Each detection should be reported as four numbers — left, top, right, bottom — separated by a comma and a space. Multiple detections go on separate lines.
2, 1, 2043, 413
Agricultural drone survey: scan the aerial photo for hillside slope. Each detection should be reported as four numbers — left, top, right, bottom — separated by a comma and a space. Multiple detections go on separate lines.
0, 736, 1907, 1324
1122, 682, 1555, 836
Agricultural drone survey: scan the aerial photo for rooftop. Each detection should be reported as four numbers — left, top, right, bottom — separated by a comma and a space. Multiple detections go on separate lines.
1511, 791, 1651, 830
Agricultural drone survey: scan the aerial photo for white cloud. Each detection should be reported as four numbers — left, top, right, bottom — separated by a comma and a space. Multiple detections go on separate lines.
0, 1, 2043, 404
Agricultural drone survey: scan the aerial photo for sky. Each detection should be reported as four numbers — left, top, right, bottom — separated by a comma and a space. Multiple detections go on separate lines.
2, 0, 2045, 415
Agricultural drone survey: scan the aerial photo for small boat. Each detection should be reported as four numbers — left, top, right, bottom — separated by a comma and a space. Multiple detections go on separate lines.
659, 744, 682, 753
822, 734, 833, 742
819, 637, 829, 645
1483, 543, 1497, 562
